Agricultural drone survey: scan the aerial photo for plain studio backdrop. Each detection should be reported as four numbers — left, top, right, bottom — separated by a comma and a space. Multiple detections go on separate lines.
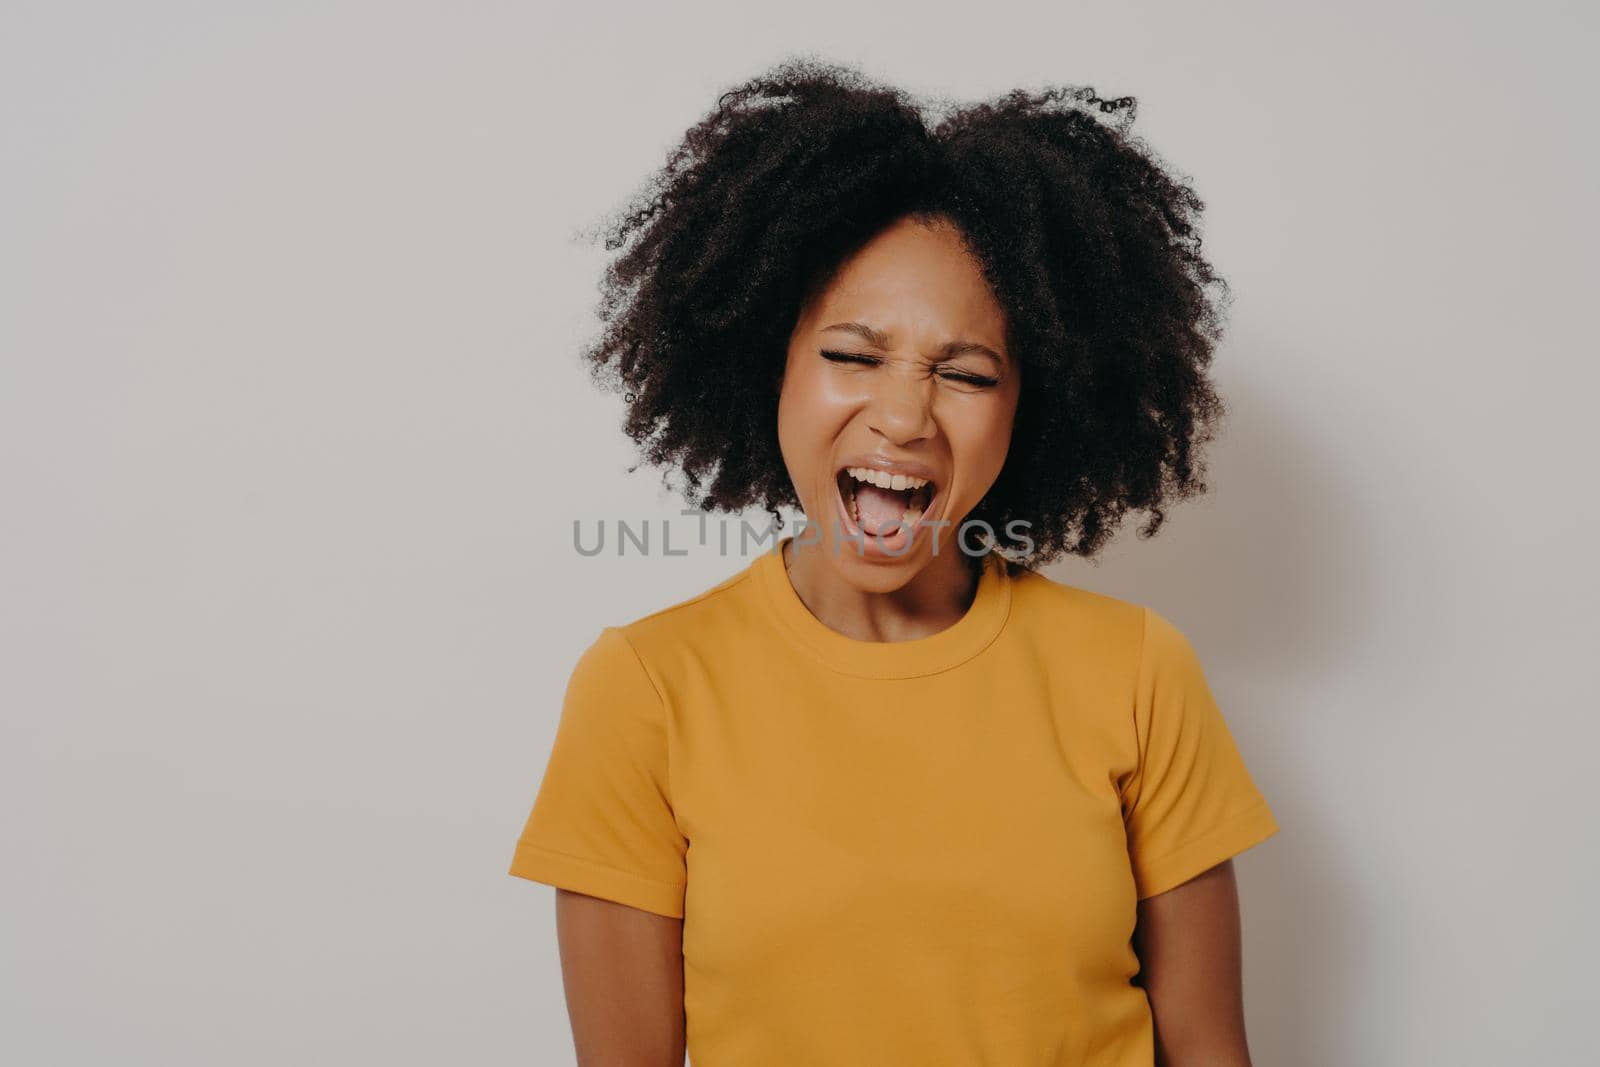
3, 2, 1595, 1064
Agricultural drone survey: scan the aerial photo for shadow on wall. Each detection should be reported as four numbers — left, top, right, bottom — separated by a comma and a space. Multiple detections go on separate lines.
1043, 361, 1401, 1067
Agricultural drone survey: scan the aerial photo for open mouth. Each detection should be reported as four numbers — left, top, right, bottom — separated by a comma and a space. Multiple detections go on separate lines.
835, 466, 938, 539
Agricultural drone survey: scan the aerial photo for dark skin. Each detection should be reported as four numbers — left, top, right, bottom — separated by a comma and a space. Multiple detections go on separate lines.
1134, 860, 1256, 1067
553, 889, 685, 1066
551, 218, 1256, 1065
554, 860, 1250, 1066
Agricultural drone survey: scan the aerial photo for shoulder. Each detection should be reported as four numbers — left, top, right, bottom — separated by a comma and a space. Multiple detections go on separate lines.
1007, 566, 1151, 658
1004, 567, 1213, 693
1006, 566, 1203, 654
605, 553, 772, 668
559, 558, 768, 713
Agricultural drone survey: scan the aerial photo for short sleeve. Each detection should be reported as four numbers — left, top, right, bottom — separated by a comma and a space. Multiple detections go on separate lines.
1121, 607, 1279, 900
507, 626, 688, 918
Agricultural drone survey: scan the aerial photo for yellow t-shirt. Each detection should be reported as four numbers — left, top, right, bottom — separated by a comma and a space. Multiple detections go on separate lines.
509, 537, 1279, 1065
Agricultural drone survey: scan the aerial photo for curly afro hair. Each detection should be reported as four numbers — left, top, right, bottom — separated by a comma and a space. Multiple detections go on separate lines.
577, 55, 1230, 570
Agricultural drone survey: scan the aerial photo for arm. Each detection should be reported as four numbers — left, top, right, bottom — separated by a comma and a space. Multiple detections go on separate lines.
554, 888, 686, 1067
1132, 859, 1255, 1067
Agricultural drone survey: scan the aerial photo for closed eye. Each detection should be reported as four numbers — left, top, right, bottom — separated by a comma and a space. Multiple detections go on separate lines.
938, 369, 1001, 388
821, 349, 1001, 389
820, 349, 880, 366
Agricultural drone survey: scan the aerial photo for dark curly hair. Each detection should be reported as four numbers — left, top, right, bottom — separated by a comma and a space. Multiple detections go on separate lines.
576, 55, 1230, 570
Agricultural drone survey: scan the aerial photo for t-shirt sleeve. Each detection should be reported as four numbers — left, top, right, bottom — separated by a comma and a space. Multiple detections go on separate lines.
1121, 607, 1279, 900
507, 626, 688, 918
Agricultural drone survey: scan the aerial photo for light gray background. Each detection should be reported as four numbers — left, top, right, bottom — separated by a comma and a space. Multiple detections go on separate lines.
3, 2, 1595, 1064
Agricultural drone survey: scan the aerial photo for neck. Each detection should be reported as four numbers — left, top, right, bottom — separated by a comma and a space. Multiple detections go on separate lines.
782, 536, 985, 643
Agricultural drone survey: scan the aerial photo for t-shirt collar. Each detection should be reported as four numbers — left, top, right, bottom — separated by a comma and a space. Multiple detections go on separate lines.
752, 535, 1013, 679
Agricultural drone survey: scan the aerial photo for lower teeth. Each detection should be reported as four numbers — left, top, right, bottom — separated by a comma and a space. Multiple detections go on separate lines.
844, 481, 931, 534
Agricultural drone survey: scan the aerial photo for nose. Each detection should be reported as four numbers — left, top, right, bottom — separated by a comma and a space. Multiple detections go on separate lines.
865, 368, 936, 446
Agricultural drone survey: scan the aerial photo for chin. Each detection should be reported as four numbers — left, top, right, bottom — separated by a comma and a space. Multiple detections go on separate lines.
827, 545, 934, 592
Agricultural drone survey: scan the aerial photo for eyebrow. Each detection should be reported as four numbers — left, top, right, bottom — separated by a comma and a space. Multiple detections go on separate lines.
820, 321, 1007, 365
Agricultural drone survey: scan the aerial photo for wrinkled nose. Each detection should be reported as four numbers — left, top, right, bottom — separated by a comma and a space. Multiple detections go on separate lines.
865, 372, 936, 446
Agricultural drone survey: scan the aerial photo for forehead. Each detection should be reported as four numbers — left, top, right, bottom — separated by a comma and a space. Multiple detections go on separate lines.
799, 218, 1008, 348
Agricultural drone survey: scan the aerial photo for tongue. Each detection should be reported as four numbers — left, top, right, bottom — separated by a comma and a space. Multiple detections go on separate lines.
855, 483, 910, 534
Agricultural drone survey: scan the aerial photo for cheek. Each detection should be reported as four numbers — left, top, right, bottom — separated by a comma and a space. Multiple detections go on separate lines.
776, 365, 841, 499
778, 364, 853, 455
948, 395, 1019, 489
775, 378, 813, 471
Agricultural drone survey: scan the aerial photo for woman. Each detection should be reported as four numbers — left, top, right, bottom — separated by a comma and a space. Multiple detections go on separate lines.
509, 57, 1279, 1066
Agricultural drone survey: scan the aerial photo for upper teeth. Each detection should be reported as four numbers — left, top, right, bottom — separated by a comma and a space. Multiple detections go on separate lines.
846, 467, 929, 492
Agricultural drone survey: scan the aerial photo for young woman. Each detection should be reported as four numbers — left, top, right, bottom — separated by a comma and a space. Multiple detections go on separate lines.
509, 57, 1279, 1067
